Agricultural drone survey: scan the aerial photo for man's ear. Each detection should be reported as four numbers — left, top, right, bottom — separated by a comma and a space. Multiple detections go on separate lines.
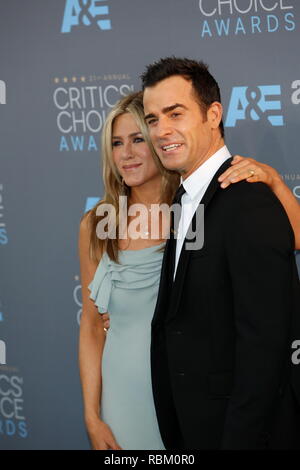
207, 102, 223, 129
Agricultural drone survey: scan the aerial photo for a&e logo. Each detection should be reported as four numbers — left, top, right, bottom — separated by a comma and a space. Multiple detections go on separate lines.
61, 0, 112, 33
225, 85, 284, 127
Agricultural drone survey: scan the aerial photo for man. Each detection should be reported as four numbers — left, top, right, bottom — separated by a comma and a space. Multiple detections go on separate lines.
142, 57, 300, 449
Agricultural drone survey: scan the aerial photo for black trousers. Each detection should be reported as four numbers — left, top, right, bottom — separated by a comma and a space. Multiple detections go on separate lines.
268, 384, 300, 449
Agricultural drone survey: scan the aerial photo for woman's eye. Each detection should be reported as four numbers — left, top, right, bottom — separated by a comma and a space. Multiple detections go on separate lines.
133, 137, 144, 143
112, 140, 122, 147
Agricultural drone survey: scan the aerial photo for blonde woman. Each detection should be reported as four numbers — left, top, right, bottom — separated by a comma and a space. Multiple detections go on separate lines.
78, 92, 300, 450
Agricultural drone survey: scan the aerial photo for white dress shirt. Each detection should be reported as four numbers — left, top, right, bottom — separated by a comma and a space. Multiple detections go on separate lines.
174, 145, 231, 278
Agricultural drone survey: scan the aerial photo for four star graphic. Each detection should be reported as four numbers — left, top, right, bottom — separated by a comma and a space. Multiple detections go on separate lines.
53, 76, 86, 84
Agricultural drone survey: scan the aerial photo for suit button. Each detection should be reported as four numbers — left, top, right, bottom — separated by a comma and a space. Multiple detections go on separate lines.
171, 330, 182, 335
177, 372, 185, 377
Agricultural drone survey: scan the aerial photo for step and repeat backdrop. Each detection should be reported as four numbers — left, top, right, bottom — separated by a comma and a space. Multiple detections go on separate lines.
0, 0, 299, 449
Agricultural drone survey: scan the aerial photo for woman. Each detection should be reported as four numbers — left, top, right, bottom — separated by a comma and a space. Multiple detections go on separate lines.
78, 92, 300, 450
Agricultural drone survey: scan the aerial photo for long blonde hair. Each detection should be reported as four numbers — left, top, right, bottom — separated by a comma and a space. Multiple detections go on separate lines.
83, 91, 179, 263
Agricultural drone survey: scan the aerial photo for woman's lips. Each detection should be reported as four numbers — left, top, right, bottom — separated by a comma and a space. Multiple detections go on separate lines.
122, 163, 142, 171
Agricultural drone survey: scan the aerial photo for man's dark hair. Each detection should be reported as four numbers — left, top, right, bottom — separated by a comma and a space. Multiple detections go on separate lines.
141, 57, 224, 138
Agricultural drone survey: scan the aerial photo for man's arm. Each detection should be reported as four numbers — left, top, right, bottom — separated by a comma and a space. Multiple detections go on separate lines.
221, 183, 295, 449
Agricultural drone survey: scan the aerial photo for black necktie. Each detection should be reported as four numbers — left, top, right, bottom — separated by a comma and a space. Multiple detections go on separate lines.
172, 184, 186, 206
172, 184, 186, 235
169, 184, 186, 280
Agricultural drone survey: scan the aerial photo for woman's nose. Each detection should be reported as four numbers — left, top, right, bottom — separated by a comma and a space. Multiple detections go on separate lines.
121, 142, 133, 159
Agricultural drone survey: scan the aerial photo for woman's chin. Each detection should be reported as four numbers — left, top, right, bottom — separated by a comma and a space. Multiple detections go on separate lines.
123, 177, 144, 188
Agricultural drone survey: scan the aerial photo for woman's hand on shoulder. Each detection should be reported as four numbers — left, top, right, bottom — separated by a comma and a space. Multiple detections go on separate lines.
218, 155, 281, 189
85, 415, 122, 450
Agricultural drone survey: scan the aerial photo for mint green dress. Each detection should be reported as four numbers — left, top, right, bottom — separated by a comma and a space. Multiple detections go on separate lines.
88, 243, 165, 450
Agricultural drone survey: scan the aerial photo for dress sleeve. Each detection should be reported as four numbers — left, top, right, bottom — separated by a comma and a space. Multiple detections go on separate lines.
87, 254, 111, 314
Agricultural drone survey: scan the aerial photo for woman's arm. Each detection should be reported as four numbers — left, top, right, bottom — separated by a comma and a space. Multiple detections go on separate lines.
78, 214, 121, 450
218, 156, 300, 249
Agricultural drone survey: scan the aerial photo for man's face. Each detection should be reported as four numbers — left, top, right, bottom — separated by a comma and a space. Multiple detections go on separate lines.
143, 75, 222, 179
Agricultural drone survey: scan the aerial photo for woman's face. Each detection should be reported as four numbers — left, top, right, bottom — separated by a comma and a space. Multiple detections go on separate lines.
112, 113, 161, 189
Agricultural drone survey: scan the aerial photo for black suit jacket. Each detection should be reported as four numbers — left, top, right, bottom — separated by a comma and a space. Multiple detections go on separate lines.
151, 158, 300, 449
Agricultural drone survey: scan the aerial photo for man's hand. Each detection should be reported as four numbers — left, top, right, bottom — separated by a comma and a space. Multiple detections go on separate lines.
102, 313, 110, 331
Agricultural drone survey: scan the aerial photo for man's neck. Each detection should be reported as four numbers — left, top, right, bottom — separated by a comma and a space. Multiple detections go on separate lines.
182, 136, 225, 181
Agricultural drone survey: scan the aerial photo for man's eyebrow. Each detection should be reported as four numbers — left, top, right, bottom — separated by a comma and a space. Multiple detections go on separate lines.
112, 132, 142, 139
144, 103, 187, 121
162, 103, 187, 114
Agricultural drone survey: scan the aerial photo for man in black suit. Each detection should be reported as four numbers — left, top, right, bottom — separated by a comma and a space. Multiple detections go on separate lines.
142, 57, 300, 449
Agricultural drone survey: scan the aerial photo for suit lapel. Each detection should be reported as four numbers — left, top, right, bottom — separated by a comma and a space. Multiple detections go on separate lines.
166, 157, 233, 323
